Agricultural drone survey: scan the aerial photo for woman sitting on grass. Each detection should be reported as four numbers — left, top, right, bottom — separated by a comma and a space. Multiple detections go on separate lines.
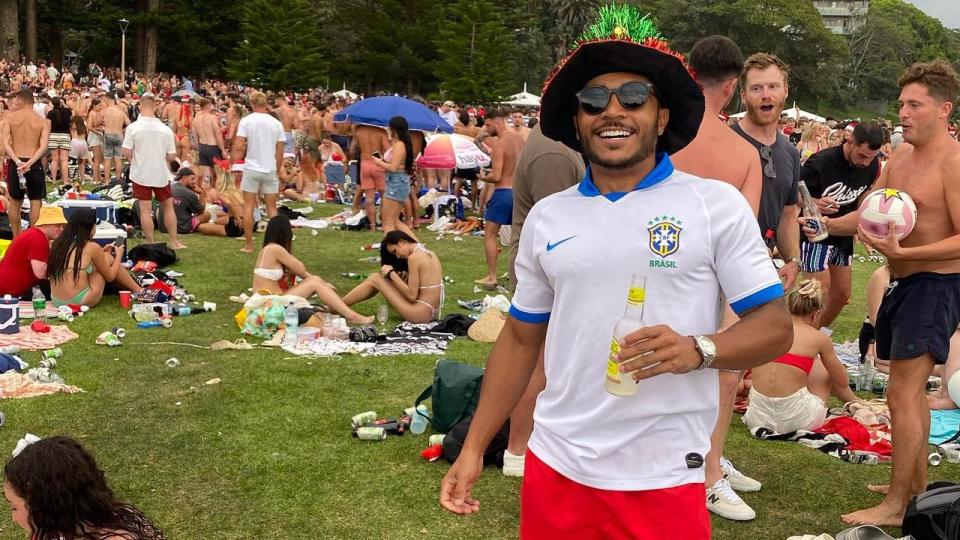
342, 231, 444, 324
48, 209, 141, 308
4, 435, 165, 539
744, 279, 860, 434
253, 215, 373, 324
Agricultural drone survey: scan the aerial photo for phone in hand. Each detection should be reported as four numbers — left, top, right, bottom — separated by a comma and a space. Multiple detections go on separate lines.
113, 237, 125, 247
372, 151, 382, 160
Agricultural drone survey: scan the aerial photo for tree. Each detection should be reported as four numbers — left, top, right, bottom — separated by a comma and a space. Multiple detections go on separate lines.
24, 0, 37, 61
434, 0, 517, 103
0, 0, 18, 60
226, 0, 327, 90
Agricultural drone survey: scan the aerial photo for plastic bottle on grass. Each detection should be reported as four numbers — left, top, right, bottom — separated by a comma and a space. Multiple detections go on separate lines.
410, 404, 429, 434
283, 302, 299, 347
31, 287, 46, 322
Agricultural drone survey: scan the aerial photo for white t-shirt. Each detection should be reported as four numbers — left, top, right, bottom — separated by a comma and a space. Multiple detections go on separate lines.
510, 154, 783, 491
237, 112, 285, 173
440, 109, 457, 127
122, 116, 175, 187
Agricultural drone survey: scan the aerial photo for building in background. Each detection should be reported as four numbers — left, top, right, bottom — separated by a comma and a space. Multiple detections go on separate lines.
813, 0, 869, 35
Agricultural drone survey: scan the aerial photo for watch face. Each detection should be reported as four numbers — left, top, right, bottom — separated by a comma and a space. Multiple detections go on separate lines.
698, 336, 716, 357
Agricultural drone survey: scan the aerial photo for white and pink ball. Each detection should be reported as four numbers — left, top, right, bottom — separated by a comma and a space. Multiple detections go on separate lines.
858, 188, 917, 240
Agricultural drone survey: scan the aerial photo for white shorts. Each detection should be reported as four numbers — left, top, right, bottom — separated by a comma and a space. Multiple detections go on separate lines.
240, 170, 279, 195
743, 387, 827, 434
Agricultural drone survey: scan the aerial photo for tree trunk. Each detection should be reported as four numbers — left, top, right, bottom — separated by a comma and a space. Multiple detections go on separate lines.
134, 0, 147, 72
144, 0, 159, 75
0, 0, 18, 61
24, 0, 36, 61
47, 25, 63, 67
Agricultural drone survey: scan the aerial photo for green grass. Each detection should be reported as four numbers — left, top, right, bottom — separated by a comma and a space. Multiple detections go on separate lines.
0, 203, 954, 539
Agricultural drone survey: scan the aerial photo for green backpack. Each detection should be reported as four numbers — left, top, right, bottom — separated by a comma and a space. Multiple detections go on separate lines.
414, 359, 484, 434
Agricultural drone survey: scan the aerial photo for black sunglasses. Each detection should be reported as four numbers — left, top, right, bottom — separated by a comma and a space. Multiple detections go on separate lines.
759, 145, 777, 178
575, 81, 657, 115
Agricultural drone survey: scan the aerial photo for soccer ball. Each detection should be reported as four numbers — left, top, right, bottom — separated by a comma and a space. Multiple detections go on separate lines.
858, 188, 917, 240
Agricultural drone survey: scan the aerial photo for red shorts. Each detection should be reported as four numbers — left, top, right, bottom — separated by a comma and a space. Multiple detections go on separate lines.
132, 182, 172, 202
520, 452, 710, 540
359, 159, 385, 191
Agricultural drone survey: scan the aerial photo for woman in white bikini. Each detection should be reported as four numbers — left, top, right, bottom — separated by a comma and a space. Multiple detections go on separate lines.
341, 231, 445, 324
252, 216, 372, 324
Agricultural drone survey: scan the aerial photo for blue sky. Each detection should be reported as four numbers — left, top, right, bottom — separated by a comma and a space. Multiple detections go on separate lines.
904, 0, 960, 29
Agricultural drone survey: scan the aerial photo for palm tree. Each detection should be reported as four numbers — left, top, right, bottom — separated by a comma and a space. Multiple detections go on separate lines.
545, 0, 599, 61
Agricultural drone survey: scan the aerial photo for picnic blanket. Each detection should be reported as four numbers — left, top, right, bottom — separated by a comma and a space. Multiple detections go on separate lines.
17, 302, 61, 320
287, 322, 459, 357
0, 325, 78, 351
930, 409, 960, 445
0, 372, 83, 398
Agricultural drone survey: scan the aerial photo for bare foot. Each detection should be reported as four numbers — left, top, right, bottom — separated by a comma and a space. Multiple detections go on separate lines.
841, 502, 905, 527
239, 246, 254, 254
169, 242, 188, 250
867, 484, 889, 495
474, 277, 497, 290
348, 314, 375, 325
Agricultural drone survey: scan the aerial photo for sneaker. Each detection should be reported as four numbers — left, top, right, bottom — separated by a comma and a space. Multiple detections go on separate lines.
502, 449, 525, 477
706, 478, 756, 521
720, 457, 762, 492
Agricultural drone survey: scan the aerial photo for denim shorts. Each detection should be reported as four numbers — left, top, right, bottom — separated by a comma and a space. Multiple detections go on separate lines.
384, 171, 410, 202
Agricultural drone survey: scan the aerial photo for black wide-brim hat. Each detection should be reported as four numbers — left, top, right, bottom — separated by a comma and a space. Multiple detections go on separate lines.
540, 39, 705, 155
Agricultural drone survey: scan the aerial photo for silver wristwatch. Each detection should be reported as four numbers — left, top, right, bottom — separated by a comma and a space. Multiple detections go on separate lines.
693, 335, 717, 370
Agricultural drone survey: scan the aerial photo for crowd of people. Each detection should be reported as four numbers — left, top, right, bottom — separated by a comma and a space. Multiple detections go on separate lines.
0, 5, 958, 537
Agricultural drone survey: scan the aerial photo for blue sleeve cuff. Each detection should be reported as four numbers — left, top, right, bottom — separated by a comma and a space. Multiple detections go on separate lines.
509, 304, 550, 324
730, 283, 784, 315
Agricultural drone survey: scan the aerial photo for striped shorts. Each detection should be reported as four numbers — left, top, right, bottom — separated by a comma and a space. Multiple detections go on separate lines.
800, 240, 852, 273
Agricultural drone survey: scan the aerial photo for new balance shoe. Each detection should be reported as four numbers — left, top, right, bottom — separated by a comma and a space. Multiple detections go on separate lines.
706, 478, 756, 521
502, 449, 525, 477
721, 457, 762, 492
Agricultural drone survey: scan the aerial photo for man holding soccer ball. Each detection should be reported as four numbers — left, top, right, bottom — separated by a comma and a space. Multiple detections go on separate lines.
803, 60, 960, 527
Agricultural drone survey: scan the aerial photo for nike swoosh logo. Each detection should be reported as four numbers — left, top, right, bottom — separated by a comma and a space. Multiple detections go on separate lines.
546, 236, 577, 252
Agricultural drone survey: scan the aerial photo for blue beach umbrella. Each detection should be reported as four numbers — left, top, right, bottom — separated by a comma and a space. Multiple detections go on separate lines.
333, 96, 453, 133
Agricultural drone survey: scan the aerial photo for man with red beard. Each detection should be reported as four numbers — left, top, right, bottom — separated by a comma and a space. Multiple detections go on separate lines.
732, 53, 802, 289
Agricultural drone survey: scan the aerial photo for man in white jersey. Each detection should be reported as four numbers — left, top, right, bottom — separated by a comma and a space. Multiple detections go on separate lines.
438, 7, 793, 539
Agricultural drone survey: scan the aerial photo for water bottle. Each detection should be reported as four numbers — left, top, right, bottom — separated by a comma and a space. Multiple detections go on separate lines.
409, 404, 429, 435
31, 287, 46, 322
283, 302, 299, 347
17, 169, 26, 191
798, 181, 828, 242
455, 196, 465, 220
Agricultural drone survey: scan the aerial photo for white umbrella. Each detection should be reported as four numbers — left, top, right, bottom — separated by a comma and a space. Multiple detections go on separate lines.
500, 83, 540, 107
332, 83, 358, 101
731, 102, 825, 123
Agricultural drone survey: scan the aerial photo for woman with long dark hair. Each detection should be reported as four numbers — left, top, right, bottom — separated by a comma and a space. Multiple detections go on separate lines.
342, 231, 444, 323
46, 96, 73, 185
47, 209, 141, 307
252, 216, 373, 324
371, 116, 417, 234
4, 435, 165, 539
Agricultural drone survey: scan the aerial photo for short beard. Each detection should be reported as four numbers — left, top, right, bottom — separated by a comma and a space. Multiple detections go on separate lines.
745, 98, 785, 127
580, 120, 659, 170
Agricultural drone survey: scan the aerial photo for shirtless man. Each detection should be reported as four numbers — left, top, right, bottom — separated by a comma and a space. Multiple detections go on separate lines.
812, 60, 960, 527
670, 35, 764, 522
474, 109, 524, 288
101, 93, 129, 182
161, 96, 180, 131
173, 96, 193, 162
327, 101, 354, 160
1, 89, 50, 236
192, 98, 225, 183
509, 110, 531, 140
354, 124, 389, 231
275, 96, 297, 155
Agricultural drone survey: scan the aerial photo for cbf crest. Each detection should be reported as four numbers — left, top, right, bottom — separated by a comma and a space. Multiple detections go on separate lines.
647, 216, 682, 259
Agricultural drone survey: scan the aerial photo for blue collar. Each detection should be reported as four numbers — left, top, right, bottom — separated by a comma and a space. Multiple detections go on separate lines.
577, 152, 674, 202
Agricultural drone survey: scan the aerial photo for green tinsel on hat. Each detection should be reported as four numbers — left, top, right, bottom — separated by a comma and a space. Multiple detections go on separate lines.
576, 3, 661, 46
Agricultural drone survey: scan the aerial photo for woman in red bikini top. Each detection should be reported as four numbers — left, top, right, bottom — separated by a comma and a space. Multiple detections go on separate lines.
750, 279, 859, 404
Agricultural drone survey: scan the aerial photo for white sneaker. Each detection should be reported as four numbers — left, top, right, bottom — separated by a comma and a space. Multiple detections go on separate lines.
502, 449, 525, 477
706, 478, 756, 521
720, 457, 762, 492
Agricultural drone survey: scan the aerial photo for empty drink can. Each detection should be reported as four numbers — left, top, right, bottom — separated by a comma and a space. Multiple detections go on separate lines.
351, 411, 376, 428
160, 317, 173, 328
41, 348, 62, 360
165, 358, 180, 368
354, 427, 386, 440
112, 327, 126, 339
428, 434, 446, 446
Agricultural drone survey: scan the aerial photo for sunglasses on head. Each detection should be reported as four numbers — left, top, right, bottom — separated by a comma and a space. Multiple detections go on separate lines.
575, 81, 656, 115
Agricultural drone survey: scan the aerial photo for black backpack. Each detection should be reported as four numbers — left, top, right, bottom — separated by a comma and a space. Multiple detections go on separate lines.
128, 243, 177, 268
442, 416, 510, 467
902, 483, 960, 540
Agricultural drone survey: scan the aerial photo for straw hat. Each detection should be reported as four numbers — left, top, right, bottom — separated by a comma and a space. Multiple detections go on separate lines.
467, 309, 506, 343
34, 206, 67, 227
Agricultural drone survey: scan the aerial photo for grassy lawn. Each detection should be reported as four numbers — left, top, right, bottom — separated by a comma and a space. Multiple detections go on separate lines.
0, 202, 954, 539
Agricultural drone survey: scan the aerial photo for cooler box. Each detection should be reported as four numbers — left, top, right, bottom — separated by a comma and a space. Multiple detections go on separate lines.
93, 227, 128, 261
57, 199, 119, 224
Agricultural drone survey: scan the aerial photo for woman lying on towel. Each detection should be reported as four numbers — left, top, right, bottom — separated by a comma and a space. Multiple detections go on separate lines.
252, 215, 373, 324
744, 279, 860, 434
341, 231, 445, 324
47, 209, 142, 308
